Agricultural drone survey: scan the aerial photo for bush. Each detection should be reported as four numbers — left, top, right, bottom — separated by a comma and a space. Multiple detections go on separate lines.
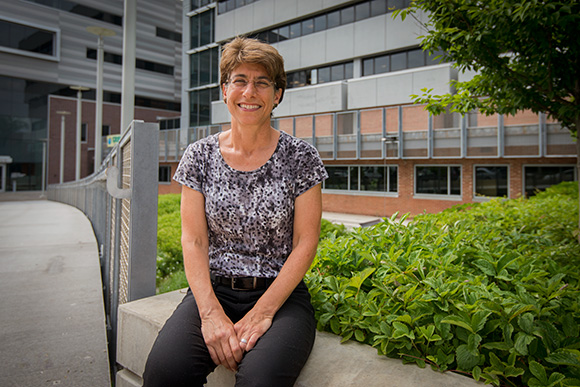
157, 194, 183, 283
306, 182, 580, 386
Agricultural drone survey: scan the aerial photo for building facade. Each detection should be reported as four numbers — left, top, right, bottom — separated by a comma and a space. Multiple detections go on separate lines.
165, 0, 577, 217
0, 0, 182, 190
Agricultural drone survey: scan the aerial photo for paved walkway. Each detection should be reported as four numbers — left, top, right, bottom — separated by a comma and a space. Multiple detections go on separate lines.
0, 194, 110, 387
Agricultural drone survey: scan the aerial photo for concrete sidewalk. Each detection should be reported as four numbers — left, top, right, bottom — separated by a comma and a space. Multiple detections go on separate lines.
0, 199, 110, 387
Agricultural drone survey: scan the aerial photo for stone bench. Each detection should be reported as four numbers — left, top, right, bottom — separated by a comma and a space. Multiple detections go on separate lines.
116, 289, 481, 387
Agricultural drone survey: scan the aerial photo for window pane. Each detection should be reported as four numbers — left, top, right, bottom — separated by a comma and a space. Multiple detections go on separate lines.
370, 0, 388, 16
290, 22, 301, 39
318, 67, 330, 83
375, 55, 389, 74
327, 10, 340, 28
416, 166, 448, 194
344, 62, 353, 79
277, 26, 290, 41
210, 47, 219, 84
0, 20, 54, 55
325, 167, 349, 190
337, 112, 356, 135
199, 11, 213, 46
524, 166, 575, 197
475, 166, 508, 197
341, 6, 355, 24
349, 166, 359, 190
361, 166, 386, 191
330, 64, 344, 81
407, 49, 425, 68
390, 52, 406, 71
388, 0, 406, 11
427, 50, 444, 65
199, 49, 210, 84
190, 53, 199, 88
450, 166, 461, 195
302, 18, 314, 36
190, 15, 199, 48
314, 15, 326, 32
389, 166, 398, 192
363, 58, 373, 76
355, 3, 371, 21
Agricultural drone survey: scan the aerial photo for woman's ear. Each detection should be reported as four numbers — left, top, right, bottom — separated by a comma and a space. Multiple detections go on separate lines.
274, 88, 282, 105
222, 83, 228, 103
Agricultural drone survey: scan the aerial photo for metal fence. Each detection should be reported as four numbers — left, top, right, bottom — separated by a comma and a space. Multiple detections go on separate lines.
47, 120, 159, 369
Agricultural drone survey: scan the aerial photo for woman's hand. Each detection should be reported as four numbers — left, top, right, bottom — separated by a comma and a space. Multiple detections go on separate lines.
201, 311, 244, 371
233, 309, 274, 352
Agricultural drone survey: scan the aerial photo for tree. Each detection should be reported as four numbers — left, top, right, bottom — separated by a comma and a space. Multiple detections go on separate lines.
396, 0, 580, 236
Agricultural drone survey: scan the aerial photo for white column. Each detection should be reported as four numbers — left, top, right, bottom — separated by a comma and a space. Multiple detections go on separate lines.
121, 0, 136, 134
70, 86, 89, 180
56, 111, 71, 184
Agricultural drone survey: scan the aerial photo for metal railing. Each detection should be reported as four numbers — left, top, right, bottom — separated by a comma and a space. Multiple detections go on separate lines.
47, 120, 159, 370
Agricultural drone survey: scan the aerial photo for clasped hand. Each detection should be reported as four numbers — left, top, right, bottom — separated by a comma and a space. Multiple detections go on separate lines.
201, 309, 273, 371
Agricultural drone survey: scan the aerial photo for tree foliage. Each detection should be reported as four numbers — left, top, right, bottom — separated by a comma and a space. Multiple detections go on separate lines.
396, 0, 580, 133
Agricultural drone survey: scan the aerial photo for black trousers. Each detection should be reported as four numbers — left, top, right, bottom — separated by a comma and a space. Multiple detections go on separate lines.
143, 281, 316, 387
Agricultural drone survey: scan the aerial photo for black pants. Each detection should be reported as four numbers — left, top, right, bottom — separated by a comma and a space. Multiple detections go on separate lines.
143, 281, 316, 387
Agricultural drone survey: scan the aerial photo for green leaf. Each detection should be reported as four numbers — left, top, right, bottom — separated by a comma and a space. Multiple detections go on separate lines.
545, 349, 580, 367
547, 372, 565, 386
514, 332, 535, 356
472, 365, 481, 381
529, 361, 548, 385
473, 259, 496, 276
467, 333, 482, 355
355, 329, 365, 342
456, 344, 480, 370
441, 315, 474, 334
518, 312, 534, 334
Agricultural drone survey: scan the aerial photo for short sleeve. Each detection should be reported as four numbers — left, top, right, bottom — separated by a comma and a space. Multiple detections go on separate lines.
173, 142, 205, 193
295, 142, 328, 197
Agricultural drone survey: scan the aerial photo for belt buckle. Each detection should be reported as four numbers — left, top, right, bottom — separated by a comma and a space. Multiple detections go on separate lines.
231, 277, 257, 291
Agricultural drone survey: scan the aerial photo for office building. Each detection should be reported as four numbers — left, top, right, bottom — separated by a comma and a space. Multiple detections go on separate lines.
172, 0, 577, 217
0, 0, 182, 190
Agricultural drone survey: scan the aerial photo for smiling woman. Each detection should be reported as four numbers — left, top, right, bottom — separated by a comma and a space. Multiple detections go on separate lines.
143, 37, 328, 387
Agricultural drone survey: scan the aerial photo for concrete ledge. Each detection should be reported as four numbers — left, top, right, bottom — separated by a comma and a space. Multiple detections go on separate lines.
117, 289, 481, 387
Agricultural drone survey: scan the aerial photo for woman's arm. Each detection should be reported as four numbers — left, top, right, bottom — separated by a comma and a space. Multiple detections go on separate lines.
234, 183, 322, 351
180, 185, 243, 371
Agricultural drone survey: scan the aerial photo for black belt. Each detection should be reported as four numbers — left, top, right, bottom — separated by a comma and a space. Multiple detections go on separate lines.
211, 274, 275, 291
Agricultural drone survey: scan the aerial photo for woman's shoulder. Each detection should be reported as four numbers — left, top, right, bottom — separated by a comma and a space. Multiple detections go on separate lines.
278, 130, 317, 154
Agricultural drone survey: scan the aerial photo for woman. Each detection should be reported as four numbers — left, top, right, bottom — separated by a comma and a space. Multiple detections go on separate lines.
143, 37, 328, 387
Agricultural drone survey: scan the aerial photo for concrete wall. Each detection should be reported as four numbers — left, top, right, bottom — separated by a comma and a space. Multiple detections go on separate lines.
116, 289, 482, 387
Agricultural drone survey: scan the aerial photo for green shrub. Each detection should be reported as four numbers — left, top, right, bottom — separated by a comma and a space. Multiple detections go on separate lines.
157, 195, 183, 282
320, 218, 349, 241
306, 182, 580, 386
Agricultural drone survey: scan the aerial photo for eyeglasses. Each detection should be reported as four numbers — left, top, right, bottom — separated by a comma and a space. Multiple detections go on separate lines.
227, 77, 275, 91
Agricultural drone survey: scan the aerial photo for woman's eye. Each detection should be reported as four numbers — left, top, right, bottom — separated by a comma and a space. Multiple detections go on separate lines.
233, 79, 247, 87
256, 81, 270, 88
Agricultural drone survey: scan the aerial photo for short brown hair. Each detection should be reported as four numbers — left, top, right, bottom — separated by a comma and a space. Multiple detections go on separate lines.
220, 36, 287, 104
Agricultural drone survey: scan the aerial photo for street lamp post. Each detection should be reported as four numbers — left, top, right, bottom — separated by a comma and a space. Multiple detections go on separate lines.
70, 85, 90, 180
87, 26, 116, 173
56, 111, 71, 184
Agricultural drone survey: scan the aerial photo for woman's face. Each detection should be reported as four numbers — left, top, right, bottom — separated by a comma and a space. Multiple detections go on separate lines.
222, 62, 282, 128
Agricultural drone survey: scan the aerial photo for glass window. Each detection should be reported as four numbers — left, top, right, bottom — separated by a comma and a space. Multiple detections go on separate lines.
407, 49, 425, 68
416, 166, 461, 195
81, 123, 88, 143
190, 53, 199, 88
289, 22, 301, 39
314, 15, 326, 32
159, 165, 171, 183
349, 166, 359, 190
344, 62, 353, 79
389, 166, 398, 192
277, 26, 290, 41
301, 19, 314, 36
341, 6, 355, 24
388, 0, 407, 11
199, 10, 213, 46
330, 64, 344, 81
370, 0, 388, 16
337, 112, 356, 135
210, 47, 219, 84
427, 50, 444, 65
375, 55, 389, 74
190, 15, 199, 49
327, 10, 340, 28
361, 166, 386, 191
524, 166, 576, 197
363, 58, 374, 76
318, 67, 330, 83
199, 49, 211, 84
390, 52, 406, 71
475, 166, 508, 197
355, 3, 371, 21
0, 19, 55, 57
325, 167, 349, 190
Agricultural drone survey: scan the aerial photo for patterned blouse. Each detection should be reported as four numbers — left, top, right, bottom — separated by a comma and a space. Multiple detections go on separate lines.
173, 130, 328, 278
